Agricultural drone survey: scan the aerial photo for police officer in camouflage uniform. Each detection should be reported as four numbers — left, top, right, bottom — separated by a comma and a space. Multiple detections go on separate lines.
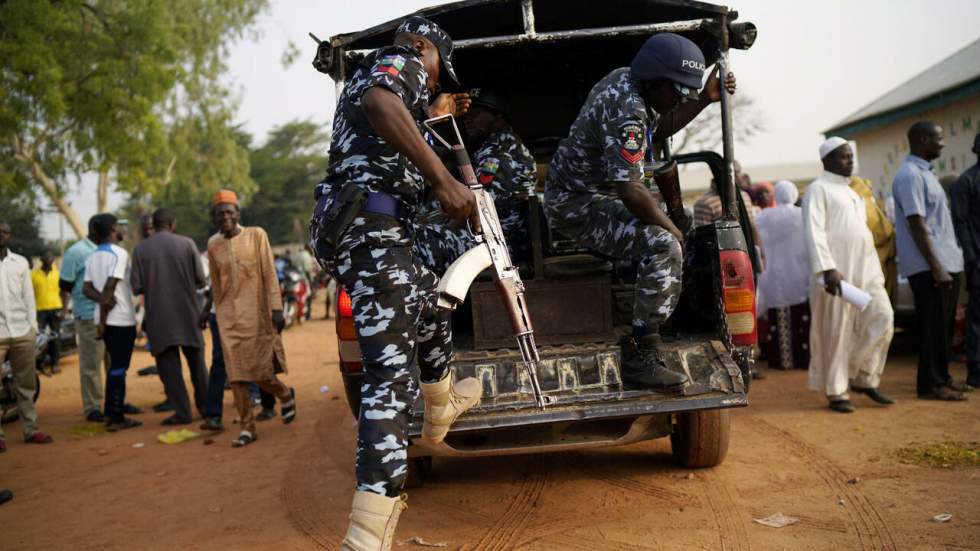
412, 88, 537, 274
309, 16, 483, 550
545, 33, 736, 392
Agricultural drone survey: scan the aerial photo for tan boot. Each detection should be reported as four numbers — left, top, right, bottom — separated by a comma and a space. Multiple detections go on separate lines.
340, 491, 408, 551
420, 372, 482, 445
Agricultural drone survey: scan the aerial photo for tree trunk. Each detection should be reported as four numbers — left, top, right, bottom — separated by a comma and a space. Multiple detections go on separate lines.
11, 136, 86, 239
97, 163, 111, 213
32, 161, 86, 239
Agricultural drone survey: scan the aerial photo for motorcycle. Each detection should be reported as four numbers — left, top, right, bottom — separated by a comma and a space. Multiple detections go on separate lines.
1, 329, 49, 424
279, 267, 308, 329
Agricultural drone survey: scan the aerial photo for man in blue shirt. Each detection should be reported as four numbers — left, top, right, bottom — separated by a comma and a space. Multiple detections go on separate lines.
59, 216, 106, 421
892, 121, 966, 401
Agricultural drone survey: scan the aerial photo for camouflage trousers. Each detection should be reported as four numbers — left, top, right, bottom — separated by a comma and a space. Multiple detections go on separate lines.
412, 219, 477, 275
311, 209, 452, 497
545, 189, 682, 335
412, 205, 529, 276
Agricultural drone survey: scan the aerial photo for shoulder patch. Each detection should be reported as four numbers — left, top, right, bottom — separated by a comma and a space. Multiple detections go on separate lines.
373, 54, 406, 77
477, 159, 500, 185
618, 122, 645, 164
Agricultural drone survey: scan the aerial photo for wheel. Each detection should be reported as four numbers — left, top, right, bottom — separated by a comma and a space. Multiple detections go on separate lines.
670, 409, 731, 468
404, 456, 432, 489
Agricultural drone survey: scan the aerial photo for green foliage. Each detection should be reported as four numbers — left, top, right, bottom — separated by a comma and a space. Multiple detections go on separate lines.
242, 120, 329, 245
0, 188, 47, 259
0, 0, 268, 237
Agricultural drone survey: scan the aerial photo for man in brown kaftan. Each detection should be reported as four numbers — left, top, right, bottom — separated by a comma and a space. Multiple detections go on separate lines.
206, 190, 297, 447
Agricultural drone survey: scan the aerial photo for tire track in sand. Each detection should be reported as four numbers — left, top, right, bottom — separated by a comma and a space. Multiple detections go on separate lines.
697, 469, 751, 551
463, 457, 552, 551
282, 415, 354, 550
751, 418, 897, 551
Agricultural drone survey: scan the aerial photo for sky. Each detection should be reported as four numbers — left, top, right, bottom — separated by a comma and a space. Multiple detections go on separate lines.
40, 0, 980, 239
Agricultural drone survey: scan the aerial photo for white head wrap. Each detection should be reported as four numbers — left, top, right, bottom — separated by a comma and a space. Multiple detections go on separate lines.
774, 180, 798, 205
819, 136, 849, 159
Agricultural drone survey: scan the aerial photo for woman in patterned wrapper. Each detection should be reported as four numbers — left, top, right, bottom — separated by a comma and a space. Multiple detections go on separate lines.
755, 180, 812, 370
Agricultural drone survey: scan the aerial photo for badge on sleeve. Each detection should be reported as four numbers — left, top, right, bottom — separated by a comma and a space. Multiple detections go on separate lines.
373, 54, 406, 77
618, 122, 645, 164
477, 159, 500, 186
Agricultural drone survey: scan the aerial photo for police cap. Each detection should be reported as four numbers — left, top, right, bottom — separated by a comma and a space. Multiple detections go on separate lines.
396, 16, 459, 86
468, 88, 511, 119
630, 33, 706, 100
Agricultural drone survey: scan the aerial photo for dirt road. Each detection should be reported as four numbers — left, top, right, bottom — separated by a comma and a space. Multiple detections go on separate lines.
2, 305, 978, 550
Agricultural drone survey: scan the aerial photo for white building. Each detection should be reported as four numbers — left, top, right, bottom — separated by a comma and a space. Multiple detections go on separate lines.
825, 38, 980, 201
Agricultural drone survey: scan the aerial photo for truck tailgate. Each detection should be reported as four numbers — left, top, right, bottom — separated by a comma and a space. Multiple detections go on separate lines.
408, 338, 747, 436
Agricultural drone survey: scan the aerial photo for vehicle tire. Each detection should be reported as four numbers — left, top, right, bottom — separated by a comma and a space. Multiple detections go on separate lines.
404, 456, 432, 489
670, 409, 731, 468
341, 373, 362, 420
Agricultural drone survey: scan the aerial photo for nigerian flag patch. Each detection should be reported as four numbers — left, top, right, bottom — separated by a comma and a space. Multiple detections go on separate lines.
375, 55, 406, 77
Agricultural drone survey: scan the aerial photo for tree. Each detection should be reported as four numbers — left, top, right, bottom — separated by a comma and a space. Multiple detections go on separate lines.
243, 121, 330, 245
0, 0, 267, 238
0, 187, 47, 260
669, 93, 766, 155
141, 121, 257, 249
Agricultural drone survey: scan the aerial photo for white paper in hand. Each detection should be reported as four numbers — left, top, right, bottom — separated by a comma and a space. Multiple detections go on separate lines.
817, 276, 873, 311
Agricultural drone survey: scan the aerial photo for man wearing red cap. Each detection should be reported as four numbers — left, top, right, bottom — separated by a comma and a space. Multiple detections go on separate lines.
206, 190, 296, 447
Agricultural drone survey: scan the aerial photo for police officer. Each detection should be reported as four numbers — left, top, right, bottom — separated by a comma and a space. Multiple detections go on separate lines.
413, 88, 537, 273
545, 33, 736, 392
309, 16, 483, 550
465, 88, 538, 262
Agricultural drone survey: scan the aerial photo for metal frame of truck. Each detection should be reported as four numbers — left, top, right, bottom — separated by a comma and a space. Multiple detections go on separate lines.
318, 0, 759, 476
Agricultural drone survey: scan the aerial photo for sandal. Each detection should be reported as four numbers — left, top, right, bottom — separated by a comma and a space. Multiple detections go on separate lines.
106, 418, 143, 432
231, 431, 257, 448
281, 388, 297, 425
25, 432, 54, 444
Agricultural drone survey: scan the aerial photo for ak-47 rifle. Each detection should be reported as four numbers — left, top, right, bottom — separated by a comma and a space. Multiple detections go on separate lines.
423, 114, 554, 409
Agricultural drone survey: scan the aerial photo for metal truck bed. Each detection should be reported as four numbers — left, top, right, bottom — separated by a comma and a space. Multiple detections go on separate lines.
408, 338, 746, 456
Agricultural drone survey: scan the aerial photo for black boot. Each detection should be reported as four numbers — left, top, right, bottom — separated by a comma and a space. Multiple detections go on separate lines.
620, 335, 689, 391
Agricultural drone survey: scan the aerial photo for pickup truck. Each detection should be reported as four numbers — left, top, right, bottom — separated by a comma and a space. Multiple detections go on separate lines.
317, 0, 760, 484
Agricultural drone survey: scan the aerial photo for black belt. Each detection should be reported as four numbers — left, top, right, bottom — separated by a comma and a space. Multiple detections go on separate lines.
315, 184, 410, 220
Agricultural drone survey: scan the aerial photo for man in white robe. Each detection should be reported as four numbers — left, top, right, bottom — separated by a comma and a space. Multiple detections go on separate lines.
802, 137, 895, 413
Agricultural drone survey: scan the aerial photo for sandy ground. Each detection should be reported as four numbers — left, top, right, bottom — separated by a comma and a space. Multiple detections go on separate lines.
1, 302, 978, 550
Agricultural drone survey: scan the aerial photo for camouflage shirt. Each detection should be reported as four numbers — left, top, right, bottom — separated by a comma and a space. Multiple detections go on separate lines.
547, 68, 658, 195
323, 45, 430, 204
474, 126, 537, 217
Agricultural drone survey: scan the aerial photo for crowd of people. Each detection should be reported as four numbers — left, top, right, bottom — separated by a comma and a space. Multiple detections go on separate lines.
2, 14, 977, 546
713, 128, 979, 413
0, 192, 306, 465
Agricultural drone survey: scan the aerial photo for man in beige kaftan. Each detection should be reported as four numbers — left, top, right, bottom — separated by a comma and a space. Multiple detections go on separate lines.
802, 138, 894, 413
207, 190, 297, 446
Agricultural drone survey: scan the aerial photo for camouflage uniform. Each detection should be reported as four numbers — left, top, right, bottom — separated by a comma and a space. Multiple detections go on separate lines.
310, 45, 452, 497
544, 68, 682, 336
413, 126, 537, 274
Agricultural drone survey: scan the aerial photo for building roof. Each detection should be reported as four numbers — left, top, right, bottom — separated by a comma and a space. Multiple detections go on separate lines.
825, 37, 980, 137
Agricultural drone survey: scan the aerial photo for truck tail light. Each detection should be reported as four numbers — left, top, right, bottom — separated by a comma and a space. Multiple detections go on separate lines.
337, 288, 353, 318
719, 250, 757, 346
335, 287, 362, 374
